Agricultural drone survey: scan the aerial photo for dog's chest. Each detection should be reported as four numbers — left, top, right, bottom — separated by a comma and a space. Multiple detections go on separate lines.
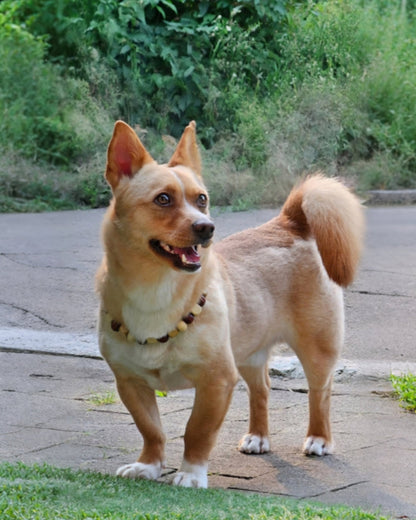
99, 313, 198, 391
120, 280, 187, 343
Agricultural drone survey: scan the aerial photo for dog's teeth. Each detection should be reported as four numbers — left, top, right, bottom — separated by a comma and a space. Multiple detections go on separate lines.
181, 253, 188, 264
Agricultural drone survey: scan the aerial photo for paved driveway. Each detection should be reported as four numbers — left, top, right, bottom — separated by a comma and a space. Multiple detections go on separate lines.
0, 206, 415, 363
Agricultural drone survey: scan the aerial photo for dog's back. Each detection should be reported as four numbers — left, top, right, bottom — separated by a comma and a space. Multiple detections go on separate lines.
215, 174, 364, 363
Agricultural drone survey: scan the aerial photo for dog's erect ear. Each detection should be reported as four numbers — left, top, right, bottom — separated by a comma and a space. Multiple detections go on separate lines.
105, 121, 154, 191
168, 121, 202, 177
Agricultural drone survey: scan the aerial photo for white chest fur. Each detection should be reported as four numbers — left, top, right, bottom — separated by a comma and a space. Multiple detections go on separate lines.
121, 275, 190, 343
98, 312, 199, 391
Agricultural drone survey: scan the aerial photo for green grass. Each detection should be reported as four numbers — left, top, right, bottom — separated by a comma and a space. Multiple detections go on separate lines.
0, 462, 389, 520
390, 373, 416, 412
87, 390, 118, 407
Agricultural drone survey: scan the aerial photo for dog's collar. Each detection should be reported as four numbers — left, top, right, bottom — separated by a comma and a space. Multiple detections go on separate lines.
106, 293, 207, 345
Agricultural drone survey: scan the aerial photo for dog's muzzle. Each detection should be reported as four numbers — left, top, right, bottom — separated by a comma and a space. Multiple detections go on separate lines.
192, 218, 215, 245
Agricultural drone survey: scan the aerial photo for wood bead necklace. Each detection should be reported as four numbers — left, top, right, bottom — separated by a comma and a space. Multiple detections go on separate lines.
107, 293, 207, 345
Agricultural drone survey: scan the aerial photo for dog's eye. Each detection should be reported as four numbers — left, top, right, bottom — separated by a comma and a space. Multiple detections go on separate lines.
154, 193, 171, 206
197, 194, 208, 208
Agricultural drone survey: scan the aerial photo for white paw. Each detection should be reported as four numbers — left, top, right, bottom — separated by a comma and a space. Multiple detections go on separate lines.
116, 461, 162, 480
303, 436, 333, 456
239, 434, 270, 454
172, 461, 208, 488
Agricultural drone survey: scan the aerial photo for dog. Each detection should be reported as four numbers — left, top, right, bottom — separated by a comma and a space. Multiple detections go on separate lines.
96, 120, 364, 488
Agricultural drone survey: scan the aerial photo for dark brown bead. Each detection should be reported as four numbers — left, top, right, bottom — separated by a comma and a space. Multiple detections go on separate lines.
183, 313, 195, 324
111, 320, 121, 332
198, 295, 207, 307
158, 334, 170, 343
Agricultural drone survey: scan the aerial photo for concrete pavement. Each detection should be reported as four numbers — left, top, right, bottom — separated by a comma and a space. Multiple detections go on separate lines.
1, 204, 416, 518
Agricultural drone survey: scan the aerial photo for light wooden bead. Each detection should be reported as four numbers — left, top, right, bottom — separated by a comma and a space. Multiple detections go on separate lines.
120, 325, 128, 336
177, 320, 188, 332
168, 329, 179, 338
147, 337, 158, 344
126, 332, 135, 342
191, 304, 202, 316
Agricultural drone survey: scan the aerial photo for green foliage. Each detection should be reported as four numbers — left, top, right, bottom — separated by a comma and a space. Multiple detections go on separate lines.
390, 373, 416, 412
272, 0, 416, 190
0, 17, 112, 166
0, 22, 68, 163
83, 0, 291, 143
1, 0, 416, 212
278, 1, 368, 88
0, 152, 111, 213
0, 462, 389, 519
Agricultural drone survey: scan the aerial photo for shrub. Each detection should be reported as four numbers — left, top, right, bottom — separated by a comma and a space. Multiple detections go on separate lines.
1, 0, 416, 212
0, 18, 113, 165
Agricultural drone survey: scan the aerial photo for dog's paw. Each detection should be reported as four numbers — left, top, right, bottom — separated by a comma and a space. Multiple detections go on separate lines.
239, 434, 270, 454
303, 436, 333, 456
172, 462, 208, 488
116, 461, 162, 480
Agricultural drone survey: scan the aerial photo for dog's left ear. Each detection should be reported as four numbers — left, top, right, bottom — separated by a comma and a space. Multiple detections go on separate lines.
106, 121, 155, 191
168, 121, 202, 177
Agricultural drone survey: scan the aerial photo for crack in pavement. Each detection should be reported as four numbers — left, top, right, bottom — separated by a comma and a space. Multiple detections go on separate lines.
211, 472, 254, 480
360, 268, 416, 279
303, 479, 370, 499
0, 252, 78, 270
0, 300, 64, 328
349, 289, 414, 298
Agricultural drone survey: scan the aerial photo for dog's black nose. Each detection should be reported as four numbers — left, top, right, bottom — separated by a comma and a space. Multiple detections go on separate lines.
192, 219, 215, 241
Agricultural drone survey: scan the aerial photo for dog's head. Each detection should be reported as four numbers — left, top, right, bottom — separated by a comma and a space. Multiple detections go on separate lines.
105, 120, 214, 273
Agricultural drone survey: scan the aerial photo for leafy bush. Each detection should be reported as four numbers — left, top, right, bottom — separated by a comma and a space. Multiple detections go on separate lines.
1, 0, 416, 212
83, 0, 291, 144
0, 17, 112, 165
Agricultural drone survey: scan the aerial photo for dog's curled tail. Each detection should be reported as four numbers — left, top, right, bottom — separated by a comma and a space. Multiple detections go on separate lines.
280, 174, 365, 287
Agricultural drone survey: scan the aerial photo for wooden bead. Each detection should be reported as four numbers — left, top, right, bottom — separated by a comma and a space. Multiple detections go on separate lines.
191, 304, 202, 316
183, 313, 194, 325
109, 293, 206, 346
120, 324, 128, 336
111, 320, 121, 332
177, 320, 188, 332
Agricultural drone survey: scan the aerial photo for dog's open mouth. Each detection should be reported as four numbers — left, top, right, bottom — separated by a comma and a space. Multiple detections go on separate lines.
149, 239, 201, 272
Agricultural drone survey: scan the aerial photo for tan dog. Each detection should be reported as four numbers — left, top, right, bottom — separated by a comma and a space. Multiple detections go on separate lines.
96, 120, 364, 488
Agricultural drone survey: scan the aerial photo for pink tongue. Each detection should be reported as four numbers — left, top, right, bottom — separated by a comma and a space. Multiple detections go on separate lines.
172, 246, 200, 263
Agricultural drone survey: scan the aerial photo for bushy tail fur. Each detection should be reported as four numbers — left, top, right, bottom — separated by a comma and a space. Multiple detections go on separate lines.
280, 174, 365, 287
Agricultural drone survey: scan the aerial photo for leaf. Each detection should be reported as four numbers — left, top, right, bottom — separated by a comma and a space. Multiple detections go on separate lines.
184, 65, 194, 78
119, 44, 130, 55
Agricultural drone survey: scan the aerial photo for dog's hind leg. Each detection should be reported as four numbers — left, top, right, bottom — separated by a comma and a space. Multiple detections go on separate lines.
237, 360, 271, 454
294, 331, 340, 456
114, 376, 166, 481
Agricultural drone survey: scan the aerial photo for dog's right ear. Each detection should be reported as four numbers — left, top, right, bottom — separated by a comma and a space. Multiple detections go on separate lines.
105, 121, 154, 191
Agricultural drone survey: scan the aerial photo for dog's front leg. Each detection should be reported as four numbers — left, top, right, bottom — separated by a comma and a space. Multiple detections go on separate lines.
173, 370, 237, 488
115, 376, 166, 481
237, 363, 271, 454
